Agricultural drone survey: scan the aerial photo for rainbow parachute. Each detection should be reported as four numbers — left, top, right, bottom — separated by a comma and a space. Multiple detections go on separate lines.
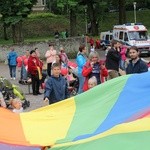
1, 72, 150, 150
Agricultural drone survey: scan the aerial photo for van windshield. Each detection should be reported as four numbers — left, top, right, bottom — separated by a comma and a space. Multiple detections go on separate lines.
128, 31, 148, 40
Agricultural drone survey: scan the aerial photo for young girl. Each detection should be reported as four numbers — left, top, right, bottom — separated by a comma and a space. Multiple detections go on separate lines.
10, 98, 23, 113
88, 76, 97, 90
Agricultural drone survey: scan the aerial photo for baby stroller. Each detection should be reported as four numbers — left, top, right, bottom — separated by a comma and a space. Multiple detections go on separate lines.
0, 77, 30, 109
67, 61, 79, 96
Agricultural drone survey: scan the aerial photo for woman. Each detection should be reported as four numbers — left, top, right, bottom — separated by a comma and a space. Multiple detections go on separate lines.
28, 50, 43, 95
76, 45, 87, 94
52, 54, 68, 76
45, 44, 57, 76
82, 51, 108, 91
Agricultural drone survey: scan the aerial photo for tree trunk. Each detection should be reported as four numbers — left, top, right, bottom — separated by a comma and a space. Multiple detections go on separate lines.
3, 23, 8, 40
119, 0, 126, 24
12, 21, 24, 44
70, 8, 77, 37
87, 3, 98, 36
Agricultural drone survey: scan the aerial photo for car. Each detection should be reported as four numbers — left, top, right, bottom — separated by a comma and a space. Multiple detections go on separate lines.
100, 31, 113, 50
138, 8, 149, 11
109, 9, 118, 13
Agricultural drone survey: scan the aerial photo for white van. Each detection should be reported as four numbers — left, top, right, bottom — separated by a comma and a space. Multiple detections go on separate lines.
100, 31, 113, 50
113, 23, 150, 55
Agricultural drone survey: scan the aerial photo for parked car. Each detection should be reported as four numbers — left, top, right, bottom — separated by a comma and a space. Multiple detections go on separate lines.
100, 31, 113, 50
138, 8, 149, 11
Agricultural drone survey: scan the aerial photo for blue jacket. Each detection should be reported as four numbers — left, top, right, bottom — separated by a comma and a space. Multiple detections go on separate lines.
126, 59, 148, 74
44, 75, 69, 104
7, 51, 18, 66
76, 53, 87, 74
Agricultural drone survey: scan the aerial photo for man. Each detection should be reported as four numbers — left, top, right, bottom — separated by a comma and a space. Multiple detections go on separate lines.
126, 46, 148, 74
7, 47, 18, 80
105, 40, 121, 79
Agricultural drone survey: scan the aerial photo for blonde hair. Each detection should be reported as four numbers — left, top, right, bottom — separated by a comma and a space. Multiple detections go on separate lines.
10, 98, 22, 108
88, 76, 97, 85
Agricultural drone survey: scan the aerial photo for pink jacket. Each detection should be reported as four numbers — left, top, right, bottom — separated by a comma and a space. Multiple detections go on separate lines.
120, 46, 127, 61
45, 49, 57, 63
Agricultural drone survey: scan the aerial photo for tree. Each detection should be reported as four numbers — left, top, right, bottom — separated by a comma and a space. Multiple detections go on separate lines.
118, 0, 126, 24
56, 0, 78, 36
0, 0, 37, 43
78, 0, 106, 36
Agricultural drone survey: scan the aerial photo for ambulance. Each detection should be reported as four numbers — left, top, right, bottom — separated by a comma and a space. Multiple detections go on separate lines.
113, 23, 150, 55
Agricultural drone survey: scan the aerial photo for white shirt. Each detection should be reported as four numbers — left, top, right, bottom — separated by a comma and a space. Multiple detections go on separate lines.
13, 107, 23, 113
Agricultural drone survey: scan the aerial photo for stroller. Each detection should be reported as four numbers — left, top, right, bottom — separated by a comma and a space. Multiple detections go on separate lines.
0, 77, 30, 109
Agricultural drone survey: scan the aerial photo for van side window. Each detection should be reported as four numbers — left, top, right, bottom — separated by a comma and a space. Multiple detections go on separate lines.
119, 32, 123, 40
124, 33, 128, 41
106, 35, 109, 41
110, 35, 113, 40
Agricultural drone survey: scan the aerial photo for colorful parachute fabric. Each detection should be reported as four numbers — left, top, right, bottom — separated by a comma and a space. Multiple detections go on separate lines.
1, 72, 150, 150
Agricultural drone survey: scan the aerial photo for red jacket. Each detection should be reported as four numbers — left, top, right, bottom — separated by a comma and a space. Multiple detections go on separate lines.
28, 56, 43, 75
82, 61, 108, 91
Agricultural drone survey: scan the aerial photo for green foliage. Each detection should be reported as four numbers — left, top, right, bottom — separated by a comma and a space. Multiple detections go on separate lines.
28, 12, 58, 19
0, 0, 37, 25
57, 0, 78, 7
0, 9, 150, 44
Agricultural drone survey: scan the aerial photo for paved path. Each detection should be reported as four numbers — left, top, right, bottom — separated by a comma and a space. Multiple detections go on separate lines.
0, 63, 48, 112
1, 50, 149, 112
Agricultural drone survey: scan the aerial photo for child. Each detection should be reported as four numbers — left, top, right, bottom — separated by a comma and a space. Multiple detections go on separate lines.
10, 98, 23, 113
44, 63, 69, 104
88, 76, 97, 90
59, 47, 69, 66
0, 92, 6, 108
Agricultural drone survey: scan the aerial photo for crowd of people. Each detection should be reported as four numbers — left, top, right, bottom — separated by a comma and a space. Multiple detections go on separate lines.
0, 39, 149, 113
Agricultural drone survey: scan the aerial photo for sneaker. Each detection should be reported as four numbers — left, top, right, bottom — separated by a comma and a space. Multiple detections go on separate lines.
37, 92, 42, 95
13, 77, 16, 80
11, 78, 13, 80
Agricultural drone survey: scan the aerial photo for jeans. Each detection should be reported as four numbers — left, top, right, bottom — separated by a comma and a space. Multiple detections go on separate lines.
47, 63, 52, 76
31, 74, 40, 94
120, 60, 126, 70
77, 73, 85, 94
21, 65, 27, 80
9, 65, 16, 78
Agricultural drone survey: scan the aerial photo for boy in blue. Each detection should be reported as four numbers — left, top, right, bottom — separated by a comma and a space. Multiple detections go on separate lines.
44, 63, 69, 104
